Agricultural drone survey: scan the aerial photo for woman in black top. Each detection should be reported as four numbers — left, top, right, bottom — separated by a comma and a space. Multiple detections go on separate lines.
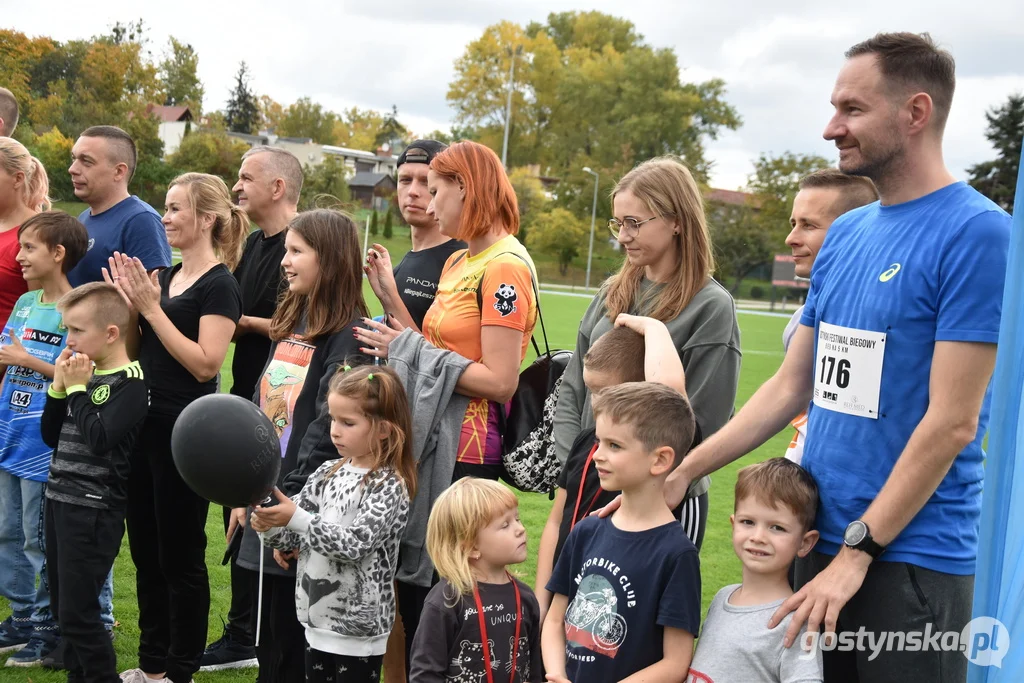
106, 172, 247, 683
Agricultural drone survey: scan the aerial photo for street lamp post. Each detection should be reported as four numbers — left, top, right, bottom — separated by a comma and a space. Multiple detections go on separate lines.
582, 167, 599, 290
501, 45, 523, 168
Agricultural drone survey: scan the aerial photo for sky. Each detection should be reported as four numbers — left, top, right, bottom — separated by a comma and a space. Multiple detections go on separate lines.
6, 1, 1024, 190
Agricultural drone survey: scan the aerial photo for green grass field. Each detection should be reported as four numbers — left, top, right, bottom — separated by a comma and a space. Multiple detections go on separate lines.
0, 283, 790, 682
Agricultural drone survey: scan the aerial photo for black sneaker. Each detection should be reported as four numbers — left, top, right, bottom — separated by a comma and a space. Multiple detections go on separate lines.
199, 632, 258, 672
39, 637, 66, 670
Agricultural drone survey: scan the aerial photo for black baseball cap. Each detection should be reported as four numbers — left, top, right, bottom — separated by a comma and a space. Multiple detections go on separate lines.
397, 140, 448, 168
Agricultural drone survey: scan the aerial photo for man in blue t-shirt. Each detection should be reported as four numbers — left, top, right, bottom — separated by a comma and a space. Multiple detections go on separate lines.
67, 125, 171, 286
660, 33, 1010, 683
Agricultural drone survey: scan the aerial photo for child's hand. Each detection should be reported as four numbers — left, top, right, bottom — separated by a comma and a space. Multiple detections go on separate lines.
51, 348, 72, 392
61, 352, 94, 387
273, 548, 299, 570
249, 488, 296, 531
613, 313, 659, 335
0, 334, 32, 368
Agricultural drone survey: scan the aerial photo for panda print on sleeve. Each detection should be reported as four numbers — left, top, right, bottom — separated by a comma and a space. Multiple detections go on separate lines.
480, 256, 536, 334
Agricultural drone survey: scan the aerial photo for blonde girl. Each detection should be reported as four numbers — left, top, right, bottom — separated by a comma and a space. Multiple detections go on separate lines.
409, 478, 543, 683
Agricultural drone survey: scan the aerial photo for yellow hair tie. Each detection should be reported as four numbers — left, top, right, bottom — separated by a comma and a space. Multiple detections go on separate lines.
367, 373, 375, 381
342, 365, 352, 372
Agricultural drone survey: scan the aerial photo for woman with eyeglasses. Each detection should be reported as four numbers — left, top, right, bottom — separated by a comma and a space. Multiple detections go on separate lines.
534, 155, 741, 619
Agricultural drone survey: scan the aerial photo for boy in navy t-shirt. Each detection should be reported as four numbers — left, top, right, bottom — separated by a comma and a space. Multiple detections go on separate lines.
543, 382, 701, 683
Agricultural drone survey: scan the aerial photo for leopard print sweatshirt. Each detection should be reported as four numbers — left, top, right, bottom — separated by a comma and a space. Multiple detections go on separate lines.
263, 460, 410, 656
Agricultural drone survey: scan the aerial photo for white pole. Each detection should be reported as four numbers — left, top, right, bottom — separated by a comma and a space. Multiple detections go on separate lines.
501, 47, 519, 168
583, 168, 599, 290
363, 215, 370, 258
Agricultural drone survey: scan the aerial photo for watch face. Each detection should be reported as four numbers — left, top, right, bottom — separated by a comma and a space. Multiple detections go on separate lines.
845, 521, 867, 545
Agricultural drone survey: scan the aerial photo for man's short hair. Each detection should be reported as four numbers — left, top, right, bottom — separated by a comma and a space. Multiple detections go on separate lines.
58, 282, 132, 336
19, 211, 89, 274
80, 125, 138, 181
735, 458, 819, 531
798, 169, 879, 218
0, 87, 19, 137
584, 327, 646, 383
242, 146, 303, 204
592, 382, 694, 464
846, 32, 956, 132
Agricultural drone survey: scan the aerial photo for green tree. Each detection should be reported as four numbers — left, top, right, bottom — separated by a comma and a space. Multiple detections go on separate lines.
967, 93, 1023, 212
447, 12, 740, 189
259, 95, 285, 133
300, 154, 351, 210
225, 61, 260, 134
709, 151, 830, 293
383, 210, 393, 239
166, 130, 250, 186
526, 207, 586, 275
375, 105, 409, 149
25, 126, 75, 201
508, 167, 547, 245
369, 210, 379, 236
277, 97, 340, 143
160, 37, 204, 116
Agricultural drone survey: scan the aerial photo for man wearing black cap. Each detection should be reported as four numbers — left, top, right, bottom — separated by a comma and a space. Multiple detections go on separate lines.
365, 139, 464, 329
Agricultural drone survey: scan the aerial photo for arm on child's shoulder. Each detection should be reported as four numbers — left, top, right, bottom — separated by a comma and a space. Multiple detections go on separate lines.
408, 589, 458, 683
65, 378, 149, 453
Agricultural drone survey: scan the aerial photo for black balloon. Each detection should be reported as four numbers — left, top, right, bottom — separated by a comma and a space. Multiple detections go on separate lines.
171, 394, 281, 508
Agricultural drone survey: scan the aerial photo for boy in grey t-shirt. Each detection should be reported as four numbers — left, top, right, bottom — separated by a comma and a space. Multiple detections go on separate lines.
688, 459, 823, 682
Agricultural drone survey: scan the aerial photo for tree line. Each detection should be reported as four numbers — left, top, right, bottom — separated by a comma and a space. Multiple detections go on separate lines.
2, 14, 1018, 291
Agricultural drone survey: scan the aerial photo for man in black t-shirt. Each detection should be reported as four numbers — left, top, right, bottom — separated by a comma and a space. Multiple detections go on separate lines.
200, 145, 301, 672
365, 139, 465, 329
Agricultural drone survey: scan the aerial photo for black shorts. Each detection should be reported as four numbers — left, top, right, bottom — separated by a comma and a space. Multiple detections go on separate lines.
794, 551, 974, 683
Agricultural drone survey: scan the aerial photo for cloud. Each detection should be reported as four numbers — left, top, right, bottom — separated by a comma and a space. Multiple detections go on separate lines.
6, 0, 1023, 190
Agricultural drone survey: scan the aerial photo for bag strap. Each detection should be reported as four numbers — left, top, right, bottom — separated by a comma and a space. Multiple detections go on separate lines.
452, 249, 550, 357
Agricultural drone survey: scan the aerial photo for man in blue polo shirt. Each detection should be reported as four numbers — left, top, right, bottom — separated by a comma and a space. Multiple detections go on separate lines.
660, 32, 1010, 683
67, 125, 170, 286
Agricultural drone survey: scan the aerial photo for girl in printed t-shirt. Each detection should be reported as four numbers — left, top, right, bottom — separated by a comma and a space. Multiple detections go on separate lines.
231, 209, 372, 683
251, 364, 415, 683
354, 140, 538, 482
409, 477, 543, 683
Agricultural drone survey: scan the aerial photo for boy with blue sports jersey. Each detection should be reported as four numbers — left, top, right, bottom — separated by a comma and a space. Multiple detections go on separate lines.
660, 33, 1011, 683
0, 212, 88, 665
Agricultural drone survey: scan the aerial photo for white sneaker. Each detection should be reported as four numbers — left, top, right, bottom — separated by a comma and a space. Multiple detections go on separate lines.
120, 670, 165, 683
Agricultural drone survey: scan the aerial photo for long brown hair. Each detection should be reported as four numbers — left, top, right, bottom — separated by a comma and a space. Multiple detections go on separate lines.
429, 141, 519, 240
327, 365, 417, 499
167, 172, 250, 270
604, 156, 714, 322
269, 209, 369, 341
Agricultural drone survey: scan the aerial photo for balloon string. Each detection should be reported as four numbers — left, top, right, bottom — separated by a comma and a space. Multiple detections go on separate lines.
256, 530, 264, 647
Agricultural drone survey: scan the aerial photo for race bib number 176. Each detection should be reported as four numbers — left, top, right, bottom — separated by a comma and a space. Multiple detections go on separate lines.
813, 321, 886, 419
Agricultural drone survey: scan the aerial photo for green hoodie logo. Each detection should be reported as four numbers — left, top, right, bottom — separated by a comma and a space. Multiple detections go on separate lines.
91, 385, 110, 405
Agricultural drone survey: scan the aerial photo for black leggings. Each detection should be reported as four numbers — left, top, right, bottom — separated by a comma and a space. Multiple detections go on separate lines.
125, 414, 210, 683
305, 647, 382, 683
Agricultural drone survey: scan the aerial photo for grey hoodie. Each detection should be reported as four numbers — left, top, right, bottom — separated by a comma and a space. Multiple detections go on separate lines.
387, 328, 471, 587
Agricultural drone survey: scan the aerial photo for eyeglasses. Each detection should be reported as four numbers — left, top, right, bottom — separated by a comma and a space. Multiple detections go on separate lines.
608, 215, 662, 238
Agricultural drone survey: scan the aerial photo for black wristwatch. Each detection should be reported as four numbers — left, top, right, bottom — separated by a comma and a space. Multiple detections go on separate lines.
843, 520, 885, 559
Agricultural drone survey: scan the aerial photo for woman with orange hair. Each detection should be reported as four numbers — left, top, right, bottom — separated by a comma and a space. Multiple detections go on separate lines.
355, 140, 538, 678
356, 140, 537, 481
